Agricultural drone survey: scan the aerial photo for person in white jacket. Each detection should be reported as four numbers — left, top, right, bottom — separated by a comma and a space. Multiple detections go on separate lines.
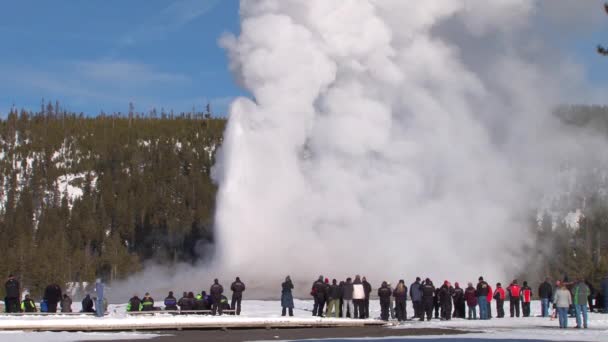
553, 281, 572, 329
352, 275, 366, 319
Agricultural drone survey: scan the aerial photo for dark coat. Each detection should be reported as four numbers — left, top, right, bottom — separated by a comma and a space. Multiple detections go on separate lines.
82, 295, 95, 312
342, 281, 354, 300
327, 284, 340, 300
538, 281, 553, 299
476, 281, 489, 297
5, 278, 20, 298
464, 286, 477, 306
44, 284, 62, 303
421, 282, 436, 302
312, 280, 326, 300
410, 281, 422, 302
601, 276, 608, 294
362, 280, 372, 299
231, 280, 246, 298
210, 283, 224, 299
378, 285, 392, 303
164, 295, 177, 310
281, 280, 294, 309
393, 283, 408, 301
439, 285, 453, 305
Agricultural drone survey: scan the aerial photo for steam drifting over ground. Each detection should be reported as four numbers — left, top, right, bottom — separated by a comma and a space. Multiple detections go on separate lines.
110, 1, 608, 299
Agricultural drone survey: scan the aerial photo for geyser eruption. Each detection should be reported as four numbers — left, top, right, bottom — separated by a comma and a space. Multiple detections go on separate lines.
213, 0, 603, 291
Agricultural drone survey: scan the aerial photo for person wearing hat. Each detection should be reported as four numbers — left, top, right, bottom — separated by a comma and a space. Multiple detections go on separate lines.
439, 281, 453, 320
141, 292, 155, 311
21, 294, 36, 312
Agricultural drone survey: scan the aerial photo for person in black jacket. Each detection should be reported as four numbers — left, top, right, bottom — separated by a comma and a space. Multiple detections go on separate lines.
230, 277, 246, 315
585, 279, 595, 312
439, 281, 453, 321
393, 280, 408, 322
420, 278, 436, 321
181, 292, 195, 311
326, 279, 340, 318
452, 282, 465, 318
434, 287, 441, 319
210, 279, 224, 315
44, 283, 62, 313
82, 294, 95, 312
311, 276, 326, 317
538, 278, 553, 317
362, 276, 372, 319
4, 274, 21, 313
338, 281, 345, 317
476, 276, 490, 320
378, 281, 392, 321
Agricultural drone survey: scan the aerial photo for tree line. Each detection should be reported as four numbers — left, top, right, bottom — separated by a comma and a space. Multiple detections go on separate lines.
0, 103, 225, 296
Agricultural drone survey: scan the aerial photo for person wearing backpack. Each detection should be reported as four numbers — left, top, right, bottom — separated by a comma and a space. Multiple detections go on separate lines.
310, 276, 326, 317
573, 278, 590, 329
4, 274, 21, 313
21, 294, 37, 312
521, 281, 532, 317
393, 280, 408, 322
507, 280, 521, 317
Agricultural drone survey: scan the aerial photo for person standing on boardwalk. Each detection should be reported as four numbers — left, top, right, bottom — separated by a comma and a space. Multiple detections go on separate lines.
476, 276, 490, 320
493, 283, 506, 318
393, 279, 408, 322
230, 277, 246, 315
538, 278, 553, 317
4, 274, 21, 313
420, 278, 436, 321
281, 276, 294, 316
210, 279, 224, 315
362, 276, 372, 318
521, 281, 532, 317
464, 282, 478, 319
410, 277, 423, 319
507, 280, 521, 317
343, 277, 354, 318
573, 278, 590, 329
554, 282, 572, 329
353, 275, 366, 319
378, 281, 392, 321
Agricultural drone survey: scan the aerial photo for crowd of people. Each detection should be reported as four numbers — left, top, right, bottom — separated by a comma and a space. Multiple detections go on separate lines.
3, 274, 106, 314
126, 277, 246, 316
5, 272, 608, 330
289, 274, 608, 330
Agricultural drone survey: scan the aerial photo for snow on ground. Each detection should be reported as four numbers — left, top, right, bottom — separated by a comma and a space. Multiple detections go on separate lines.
0, 331, 160, 342
1, 300, 607, 341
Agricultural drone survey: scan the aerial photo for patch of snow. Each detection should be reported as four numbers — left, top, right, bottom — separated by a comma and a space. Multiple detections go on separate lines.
564, 209, 582, 230
0, 331, 159, 342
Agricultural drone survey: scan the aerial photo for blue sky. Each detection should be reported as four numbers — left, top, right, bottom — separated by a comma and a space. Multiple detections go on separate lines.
0, 0, 243, 116
1, 0, 608, 117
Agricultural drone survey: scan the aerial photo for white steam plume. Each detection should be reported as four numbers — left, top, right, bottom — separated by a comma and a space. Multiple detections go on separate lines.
212, 0, 606, 294
107, 0, 608, 301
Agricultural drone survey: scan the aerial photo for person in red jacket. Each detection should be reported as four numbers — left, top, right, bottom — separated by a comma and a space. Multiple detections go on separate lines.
520, 281, 532, 317
486, 284, 493, 319
493, 283, 506, 318
507, 280, 521, 317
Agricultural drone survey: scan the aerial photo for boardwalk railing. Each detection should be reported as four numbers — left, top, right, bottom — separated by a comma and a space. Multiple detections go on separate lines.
127, 309, 236, 315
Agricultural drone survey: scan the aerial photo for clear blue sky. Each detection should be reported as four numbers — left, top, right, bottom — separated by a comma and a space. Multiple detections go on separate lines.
1, 0, 608, 117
